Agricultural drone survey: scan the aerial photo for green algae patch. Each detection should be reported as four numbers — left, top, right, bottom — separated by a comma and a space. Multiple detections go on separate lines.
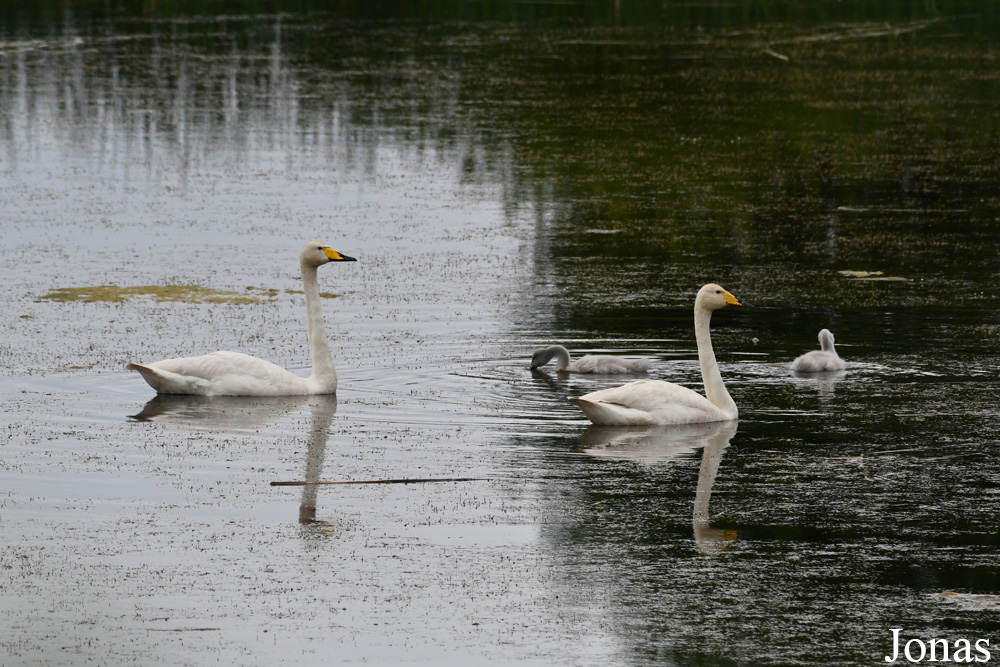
246, 286, 280, 297
37, 284, 275, 305
285, 289, 341, 299
838, 270, 908, 281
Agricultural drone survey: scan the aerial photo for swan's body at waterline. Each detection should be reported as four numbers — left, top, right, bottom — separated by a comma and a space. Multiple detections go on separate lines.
569, 284, 748, 426
790, 329, 845, 373
530, 345, 650, 374
128, 241, 355, 396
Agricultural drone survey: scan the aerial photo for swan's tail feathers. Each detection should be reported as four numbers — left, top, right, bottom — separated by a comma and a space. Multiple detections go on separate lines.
568, 397, 655, 426
127, 363, 155, 380
127, 362, 209, 395
127, 362, 167, 392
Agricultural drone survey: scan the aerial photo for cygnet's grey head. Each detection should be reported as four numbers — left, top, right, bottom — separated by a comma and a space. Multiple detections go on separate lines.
530, 347, 553, 370
530, 345, 569, 370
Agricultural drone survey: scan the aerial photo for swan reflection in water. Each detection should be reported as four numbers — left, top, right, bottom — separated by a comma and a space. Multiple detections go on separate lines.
130, 394, 338, 523
574, 419, 738, 553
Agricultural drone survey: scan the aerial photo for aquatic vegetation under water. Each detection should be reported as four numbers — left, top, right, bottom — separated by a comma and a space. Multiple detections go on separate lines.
35, 285, 341, 304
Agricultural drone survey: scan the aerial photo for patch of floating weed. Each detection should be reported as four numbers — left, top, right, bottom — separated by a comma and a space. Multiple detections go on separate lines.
838, 270, 907, 281
246, 286, 280, 297
37, 285, 276, 304
285, 289, 341, 299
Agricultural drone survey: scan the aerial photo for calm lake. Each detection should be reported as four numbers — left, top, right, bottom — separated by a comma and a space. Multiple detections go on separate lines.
2, 2, 1000, 665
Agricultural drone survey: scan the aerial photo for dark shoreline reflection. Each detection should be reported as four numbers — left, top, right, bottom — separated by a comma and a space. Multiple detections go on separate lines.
129, 394, 338, 523
575, 419, 738, 552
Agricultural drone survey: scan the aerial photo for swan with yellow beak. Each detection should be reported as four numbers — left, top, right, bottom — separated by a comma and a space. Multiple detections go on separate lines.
569, 283, 749, 426
128, 241, 355, 396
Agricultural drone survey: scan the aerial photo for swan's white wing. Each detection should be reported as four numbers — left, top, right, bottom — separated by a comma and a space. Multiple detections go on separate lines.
129, 351, 312, 396
569, 380, 732, 426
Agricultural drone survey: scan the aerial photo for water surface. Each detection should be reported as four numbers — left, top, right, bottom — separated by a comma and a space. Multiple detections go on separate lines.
2, 4, 1000, 666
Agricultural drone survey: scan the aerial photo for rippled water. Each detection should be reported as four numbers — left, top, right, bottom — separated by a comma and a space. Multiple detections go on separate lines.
3, 4, 1000, 666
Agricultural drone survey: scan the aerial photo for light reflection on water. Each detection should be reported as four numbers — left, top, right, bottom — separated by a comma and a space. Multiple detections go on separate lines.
3, 6, 1000, 667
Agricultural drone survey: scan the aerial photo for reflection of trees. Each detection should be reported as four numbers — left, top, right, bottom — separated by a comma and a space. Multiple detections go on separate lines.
3, 6, 999, 338
5, 8, 998, 279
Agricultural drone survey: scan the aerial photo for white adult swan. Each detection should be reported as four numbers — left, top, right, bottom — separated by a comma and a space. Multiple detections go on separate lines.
790, 328, 845, 372
530, 345, 651, 374
127, 241, 356, 396
569, 283, 748, 426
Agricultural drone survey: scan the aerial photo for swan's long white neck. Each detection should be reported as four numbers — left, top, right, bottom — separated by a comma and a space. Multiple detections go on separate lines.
302, 260, 337, 392
694, 302, 737, 418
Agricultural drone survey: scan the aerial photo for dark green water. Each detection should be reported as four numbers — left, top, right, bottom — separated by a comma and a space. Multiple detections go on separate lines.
2, 3, 999, 665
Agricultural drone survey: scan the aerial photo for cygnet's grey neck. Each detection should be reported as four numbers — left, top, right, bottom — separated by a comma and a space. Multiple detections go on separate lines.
536, 345, 571, 370
819, 330, 836, 353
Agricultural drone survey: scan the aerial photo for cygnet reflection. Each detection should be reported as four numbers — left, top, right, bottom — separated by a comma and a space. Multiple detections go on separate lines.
791, 368, 847, 402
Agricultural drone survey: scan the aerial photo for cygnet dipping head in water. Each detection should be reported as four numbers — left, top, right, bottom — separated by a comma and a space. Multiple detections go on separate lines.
530, 345, 651, 374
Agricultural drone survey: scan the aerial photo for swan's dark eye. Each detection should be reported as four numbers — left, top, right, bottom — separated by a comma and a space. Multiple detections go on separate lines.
716, 290, 721, 294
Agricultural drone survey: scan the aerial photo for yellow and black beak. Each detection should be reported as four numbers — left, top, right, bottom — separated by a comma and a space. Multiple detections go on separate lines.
322, 247, 357, 262
723, 290, 751, 307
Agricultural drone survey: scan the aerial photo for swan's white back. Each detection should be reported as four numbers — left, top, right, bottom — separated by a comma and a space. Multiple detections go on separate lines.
129, 351, 319, 396
128, 241, 355, 396
570, 354, 651, 374
570, 379, 733, 426
790, 328, 845, 373
568, 283, 748, 426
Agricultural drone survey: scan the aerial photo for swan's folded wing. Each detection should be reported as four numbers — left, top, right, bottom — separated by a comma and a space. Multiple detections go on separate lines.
127, 362, 213, 395
569, 380, 729, 426
129, 351, 311, 396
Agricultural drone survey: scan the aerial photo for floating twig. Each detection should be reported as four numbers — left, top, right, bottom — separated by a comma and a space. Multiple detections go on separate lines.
762, 47, 789, 61
270, 477, 487, 487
